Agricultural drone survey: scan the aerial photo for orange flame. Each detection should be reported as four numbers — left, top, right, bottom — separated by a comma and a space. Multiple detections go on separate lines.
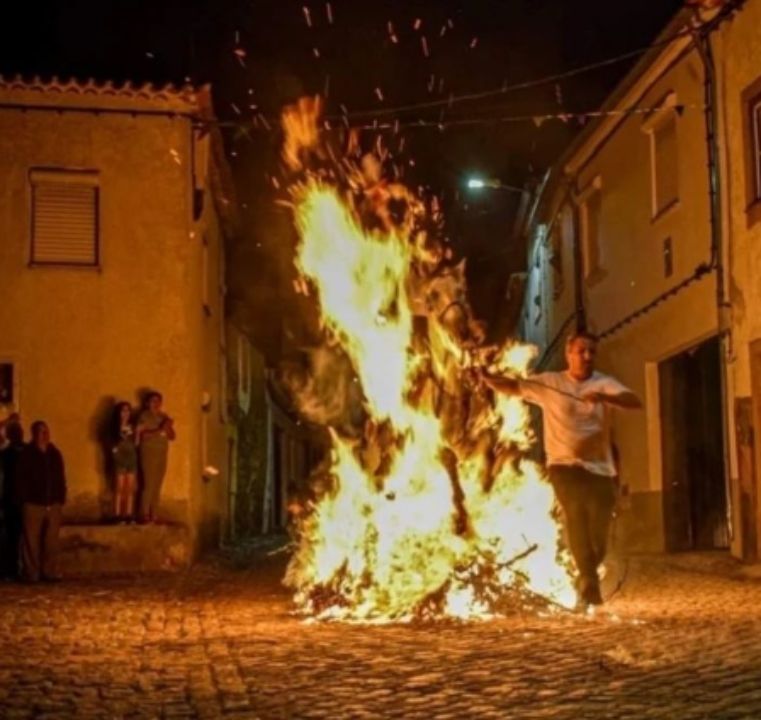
282, 96, 323, 172
281, 100, 574, 621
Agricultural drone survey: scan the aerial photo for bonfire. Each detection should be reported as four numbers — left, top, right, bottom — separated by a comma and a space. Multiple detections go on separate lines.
278, 97, 574, 621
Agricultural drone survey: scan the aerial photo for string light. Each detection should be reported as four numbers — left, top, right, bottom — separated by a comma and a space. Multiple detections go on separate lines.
212, 102, 699, 134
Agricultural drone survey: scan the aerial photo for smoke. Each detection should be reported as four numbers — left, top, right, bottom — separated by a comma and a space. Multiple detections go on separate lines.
278, 344, 366, 436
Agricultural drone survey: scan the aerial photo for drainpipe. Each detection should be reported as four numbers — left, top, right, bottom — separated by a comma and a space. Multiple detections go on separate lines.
692, 14, 734, 543
692, 25, 723, 284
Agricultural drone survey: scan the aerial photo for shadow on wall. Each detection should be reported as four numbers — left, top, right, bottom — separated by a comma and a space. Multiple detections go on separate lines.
88, 389, 156, 522
89, 394, 117, 520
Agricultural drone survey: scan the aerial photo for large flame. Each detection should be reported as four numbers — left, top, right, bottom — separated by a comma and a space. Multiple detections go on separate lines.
281, 98, 574, 621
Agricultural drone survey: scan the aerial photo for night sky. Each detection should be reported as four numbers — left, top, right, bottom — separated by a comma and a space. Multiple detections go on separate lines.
1, 0, 683, 354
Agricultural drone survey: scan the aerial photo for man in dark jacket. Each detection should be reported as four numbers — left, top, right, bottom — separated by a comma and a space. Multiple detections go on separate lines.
0, 420, 25, 578
18, 421, 66, 582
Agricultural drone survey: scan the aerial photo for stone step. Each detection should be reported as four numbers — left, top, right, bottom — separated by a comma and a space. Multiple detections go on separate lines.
59, 522, 191, 575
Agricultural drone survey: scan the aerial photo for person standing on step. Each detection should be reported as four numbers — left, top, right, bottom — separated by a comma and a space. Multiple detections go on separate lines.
137, 392, 175, 524
112, 402, 138, 523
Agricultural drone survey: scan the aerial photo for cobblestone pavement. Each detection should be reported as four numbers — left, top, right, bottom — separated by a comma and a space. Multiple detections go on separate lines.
1, 550, 761, 720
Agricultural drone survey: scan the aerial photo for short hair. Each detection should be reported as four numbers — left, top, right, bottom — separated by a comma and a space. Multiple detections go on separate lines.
565, 330, 597, 349
146, 391, 163, 404
6, 422, 23, 444
30, 420, 47, 436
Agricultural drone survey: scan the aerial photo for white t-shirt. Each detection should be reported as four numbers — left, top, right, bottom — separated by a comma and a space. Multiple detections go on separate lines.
518, 370, 631, 477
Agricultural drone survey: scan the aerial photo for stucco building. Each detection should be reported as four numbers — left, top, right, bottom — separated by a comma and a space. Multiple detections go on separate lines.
519, 0, 761, 561
0, 76, 238, 565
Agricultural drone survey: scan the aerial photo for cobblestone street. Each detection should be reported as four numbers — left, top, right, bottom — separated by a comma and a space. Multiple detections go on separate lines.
1, 550, 761, 720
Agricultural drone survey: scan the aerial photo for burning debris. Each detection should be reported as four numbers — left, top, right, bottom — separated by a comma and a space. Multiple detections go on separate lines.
277, 97, 574, 621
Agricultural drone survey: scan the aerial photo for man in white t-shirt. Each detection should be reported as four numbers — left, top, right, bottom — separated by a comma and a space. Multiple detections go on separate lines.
485, 331, 641, 606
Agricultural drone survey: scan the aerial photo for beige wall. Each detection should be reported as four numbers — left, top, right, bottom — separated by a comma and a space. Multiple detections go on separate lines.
575, 48, 715, 353
195, 191, 230, 547
523, 43, 721, 552
0, 92, 228, 550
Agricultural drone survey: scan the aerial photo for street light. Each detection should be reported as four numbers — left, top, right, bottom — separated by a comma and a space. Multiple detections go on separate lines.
466, 176, 525, 193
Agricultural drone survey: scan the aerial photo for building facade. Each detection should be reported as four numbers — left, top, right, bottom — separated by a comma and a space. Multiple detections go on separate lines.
0, 77, 234, 563
519, 4, 759, 557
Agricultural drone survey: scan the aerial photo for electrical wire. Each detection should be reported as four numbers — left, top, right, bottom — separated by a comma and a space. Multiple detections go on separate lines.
325, 28, 695, 121
215, 101, 700, 133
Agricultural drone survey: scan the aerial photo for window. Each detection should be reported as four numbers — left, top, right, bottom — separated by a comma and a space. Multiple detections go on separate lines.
579, 179, 602, 280
663, 237, 673, 278
30, 170, 99, 265
749, 94, 761, 205
642, 94, 679, 218
550, 204, 573, 300
652, 116, 679, 215
741, 77, 761, 226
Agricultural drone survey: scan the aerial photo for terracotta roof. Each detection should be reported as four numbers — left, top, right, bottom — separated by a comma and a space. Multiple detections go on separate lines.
0, 75, 201, 114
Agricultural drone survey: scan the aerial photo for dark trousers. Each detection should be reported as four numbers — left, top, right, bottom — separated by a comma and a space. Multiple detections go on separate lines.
549, 465, 616, 588
21, 503, 62, 581
1, 503, 22, 577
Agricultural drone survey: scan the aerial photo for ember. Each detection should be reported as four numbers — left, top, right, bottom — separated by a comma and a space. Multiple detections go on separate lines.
279, 97, 574, 621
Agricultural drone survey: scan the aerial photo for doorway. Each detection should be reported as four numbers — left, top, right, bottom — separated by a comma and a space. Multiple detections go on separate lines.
660, 337, 728, 551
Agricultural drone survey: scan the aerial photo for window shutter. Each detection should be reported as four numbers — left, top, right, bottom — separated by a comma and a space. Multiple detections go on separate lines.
582, 188, 601, 278
654, 117, 678, 214
31, 171, 99, 265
